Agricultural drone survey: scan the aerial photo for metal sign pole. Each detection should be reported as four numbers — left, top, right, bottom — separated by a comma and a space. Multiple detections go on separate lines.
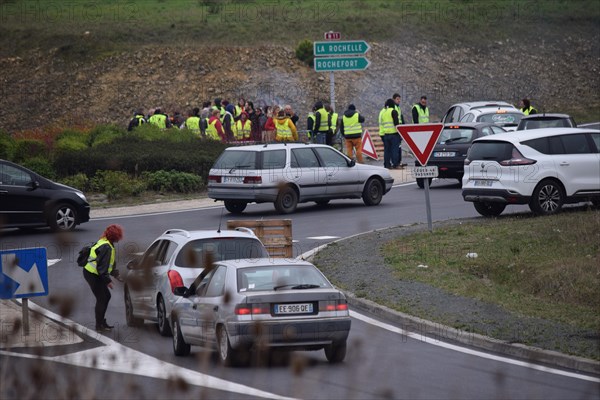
22, 298, 29, 336
329, 71, 335, 112
424, 177, 433, 232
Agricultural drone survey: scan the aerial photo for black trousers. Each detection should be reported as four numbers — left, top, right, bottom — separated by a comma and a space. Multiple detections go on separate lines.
83, 269, 111, 327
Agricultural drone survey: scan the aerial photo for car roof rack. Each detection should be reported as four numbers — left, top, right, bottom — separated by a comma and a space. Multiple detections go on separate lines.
163, 229, 191, 238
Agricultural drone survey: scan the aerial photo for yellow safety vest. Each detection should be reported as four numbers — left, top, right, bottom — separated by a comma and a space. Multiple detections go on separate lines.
330, 112, 338, 132
84, 238, 115, 275
235, 120, 252, 140
185, 116, 200, 133
205, 119, 221, 140
413, 104, 430, 123
275, 119, 293, 141
394, 105, 403, 125
148, 113, 167, 129
379, 108, 396, 135
316, 108, 329, 132
235, 105, 243, 119
521, 106, 537, 115
342, 113, 362, 138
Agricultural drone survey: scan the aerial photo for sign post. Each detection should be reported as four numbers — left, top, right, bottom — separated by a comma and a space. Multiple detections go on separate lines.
397, 124, 444, 232
0, 248, 49, 335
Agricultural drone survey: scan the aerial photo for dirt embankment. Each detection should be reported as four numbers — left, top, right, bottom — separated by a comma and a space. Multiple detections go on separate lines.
1, 34, 598, 134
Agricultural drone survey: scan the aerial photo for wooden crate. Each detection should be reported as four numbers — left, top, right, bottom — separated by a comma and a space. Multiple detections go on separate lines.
227, 219, 293, 258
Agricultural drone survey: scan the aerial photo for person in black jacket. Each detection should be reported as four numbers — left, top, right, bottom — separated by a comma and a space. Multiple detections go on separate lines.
82, 224, 124, 332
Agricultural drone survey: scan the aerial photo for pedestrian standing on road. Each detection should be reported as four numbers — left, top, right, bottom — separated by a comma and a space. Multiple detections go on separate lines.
393, 93, 407, 167
326, 105, 339, 146
83, 224, 124, 332
313, 101, 331, 145
412, 96, 430, 124
380, 99, 401, 169
518, 98, 537, 115
340, 104, 365, 163
274, 110, 298, 142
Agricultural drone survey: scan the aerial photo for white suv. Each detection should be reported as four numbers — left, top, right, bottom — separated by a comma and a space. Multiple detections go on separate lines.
124, 228, 269, 336
462, 128, 600, 216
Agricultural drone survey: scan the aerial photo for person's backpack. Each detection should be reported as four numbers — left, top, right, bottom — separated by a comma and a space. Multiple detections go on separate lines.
76, 243, 95, 267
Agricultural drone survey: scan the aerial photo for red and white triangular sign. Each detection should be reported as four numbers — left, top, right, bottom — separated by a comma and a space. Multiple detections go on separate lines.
396, 123, 444, 166
361, 129, 378, 160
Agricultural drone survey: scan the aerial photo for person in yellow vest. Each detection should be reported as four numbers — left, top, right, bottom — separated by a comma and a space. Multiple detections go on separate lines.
380, 99, 401, 169
184, 107, 201, 135
306, 111, 316, 143
235, 97, 245, 120
148, 108, 171, 129
127, 109, 146, 132
326, 105, 339, 146
393, 93, 407, 167
312, 101, 331, 145
340, 104, 365, 163
205, 108, 226, 141
83, 224, 124, 332
412, 96, 430, 124
274, 110, 298, 142
518, 98, 537, 115
234, 112, 253, 141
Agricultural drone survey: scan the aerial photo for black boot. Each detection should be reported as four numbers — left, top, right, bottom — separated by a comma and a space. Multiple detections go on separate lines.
96, 324, 111, 332
103, 319, 114, 329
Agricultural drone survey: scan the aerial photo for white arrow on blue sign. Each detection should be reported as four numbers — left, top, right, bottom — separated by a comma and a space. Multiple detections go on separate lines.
0, 248, 48, 299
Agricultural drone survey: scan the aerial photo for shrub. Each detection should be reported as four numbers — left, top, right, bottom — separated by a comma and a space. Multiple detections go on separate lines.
143, 170, 204, 193
13, 139, 48, 163
21, 157, 57, 179
127, 123, 168, 141
89, 124, 126, 147
91, 170, 146, 200
295, 39, 314, 67
55, 136, 89, 152
59, 173, 90, 192
0, 130, 15, 159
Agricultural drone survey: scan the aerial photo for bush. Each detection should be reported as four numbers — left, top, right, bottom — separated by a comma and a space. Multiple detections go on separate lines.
55, 136, 89, 152
143, 170, 204, 193
89, 124, 126, 147
91, 170, 146, 200
13, 139, 48, 163
59, 173, 90, 192
127, 123, 169, 141
20, 157, 57, 179
0, 130, 15, 159
295, 39, 314, 67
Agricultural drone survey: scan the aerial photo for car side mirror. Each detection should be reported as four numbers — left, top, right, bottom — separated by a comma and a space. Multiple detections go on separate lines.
347, 159, 356, 167
173, 286, 189, 297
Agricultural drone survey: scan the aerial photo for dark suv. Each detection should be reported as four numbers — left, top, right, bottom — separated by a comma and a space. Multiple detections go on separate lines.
0, 159, 90, 231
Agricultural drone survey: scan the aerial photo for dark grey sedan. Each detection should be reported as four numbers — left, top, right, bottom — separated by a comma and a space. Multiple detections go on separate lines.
170, 258, 351, 366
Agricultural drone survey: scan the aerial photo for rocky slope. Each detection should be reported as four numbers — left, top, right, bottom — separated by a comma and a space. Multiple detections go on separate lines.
1, 34, 598, 134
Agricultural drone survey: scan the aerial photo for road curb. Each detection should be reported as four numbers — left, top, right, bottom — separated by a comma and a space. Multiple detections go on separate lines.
301, 228, 600, 377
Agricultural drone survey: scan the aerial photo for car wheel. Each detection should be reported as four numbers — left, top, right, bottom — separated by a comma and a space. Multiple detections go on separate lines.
217, 325, 240, 367
362, 178, 383, 206
274, 186, 298, 214
473, 201, 506, 217
224, 200, 247, 214
315, 200, 330, 206
591, 197, 600, 208
49, 203, 77, 231
157, 296, 172, 336
124, 287, 143, 327
172, 318, 191, 356
529, 179, 564, 216
324, 341, 347, 363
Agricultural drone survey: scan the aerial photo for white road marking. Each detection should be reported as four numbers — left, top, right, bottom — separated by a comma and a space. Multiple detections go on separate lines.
350, 310, 600, 383
92, 205, 223, 220
48, 259, 61, 266
392, 181, 417, 188
306, 236, 340, 240
1, 300, 297, 400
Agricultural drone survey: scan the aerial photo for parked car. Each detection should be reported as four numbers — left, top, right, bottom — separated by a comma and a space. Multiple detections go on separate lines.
462, 128, 600, 217
441, 101, 516, 124
170, 258, 351, 366
459, 107, 524, 131
516, 113, 577, 130
0, 159, 90, 231
415, 122, 506, 188
207, 143, 394, 214
124, 228, 269, 336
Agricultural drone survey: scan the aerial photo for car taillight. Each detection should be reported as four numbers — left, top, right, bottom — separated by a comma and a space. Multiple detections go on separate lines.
167, 270, 184, 293
243, 176, 262, 184
208, 175, 221, 183
499, 147, 537, 166
319, 299, 348, 312
235, 303, 270, 315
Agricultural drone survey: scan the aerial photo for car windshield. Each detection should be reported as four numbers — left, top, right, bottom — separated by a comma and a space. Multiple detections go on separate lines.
439, 128, 475, 144
174, 238, 268, 268
238, 265, 332, 292
477, 112, 523, 126
212, 150, 257, 170
520, 118, 572, 130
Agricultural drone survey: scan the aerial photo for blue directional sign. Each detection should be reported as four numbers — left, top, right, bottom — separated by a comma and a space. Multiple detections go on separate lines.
0, 248, 48, 299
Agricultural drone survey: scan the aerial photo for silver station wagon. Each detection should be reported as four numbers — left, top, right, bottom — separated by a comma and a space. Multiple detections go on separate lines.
208, 143, 394, 214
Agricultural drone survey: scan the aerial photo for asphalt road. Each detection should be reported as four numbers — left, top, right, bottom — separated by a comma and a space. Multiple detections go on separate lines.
1, 180, 598, 399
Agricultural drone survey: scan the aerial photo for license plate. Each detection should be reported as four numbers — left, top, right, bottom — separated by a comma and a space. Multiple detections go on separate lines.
473, 180, 494, 187
434, 151, 456, 157
274, 303, 313, 314
222, 176, 244, 183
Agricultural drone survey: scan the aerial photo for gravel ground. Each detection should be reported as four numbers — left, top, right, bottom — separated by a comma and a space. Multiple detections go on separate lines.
312, 219, 600, 361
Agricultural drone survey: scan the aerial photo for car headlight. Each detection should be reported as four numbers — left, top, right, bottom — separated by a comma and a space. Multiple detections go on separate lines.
75, 191, 87, 202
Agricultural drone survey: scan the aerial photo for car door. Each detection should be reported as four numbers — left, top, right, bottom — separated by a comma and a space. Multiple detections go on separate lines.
194, 265, 227, 345
182, 267, 220, 342
313, 146, 360, 197
290, 147, 328, 200
551, 133, 599, 195
0, 162, 47, 226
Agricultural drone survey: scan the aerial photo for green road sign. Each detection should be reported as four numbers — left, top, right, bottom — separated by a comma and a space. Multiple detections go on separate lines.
313, 40, 370, 56
314, 56, 370, 72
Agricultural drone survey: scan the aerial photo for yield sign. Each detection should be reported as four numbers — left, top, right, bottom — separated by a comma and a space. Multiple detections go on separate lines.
396, 123, 444, 166
361, 129, 378, 160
